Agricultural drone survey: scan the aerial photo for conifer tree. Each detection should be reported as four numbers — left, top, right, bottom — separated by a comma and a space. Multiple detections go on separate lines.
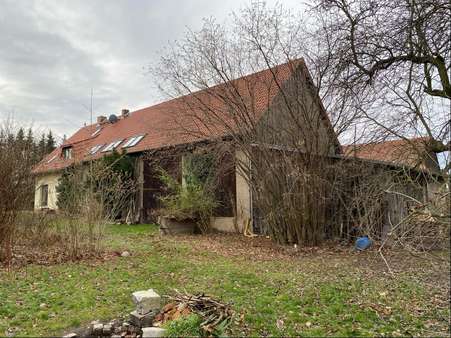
38, 133, 46, 158
45, 131, 56, 153
16, 128, 25, 147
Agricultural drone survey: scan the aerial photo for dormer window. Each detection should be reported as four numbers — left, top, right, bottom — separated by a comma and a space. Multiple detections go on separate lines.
62, 146, 73, 159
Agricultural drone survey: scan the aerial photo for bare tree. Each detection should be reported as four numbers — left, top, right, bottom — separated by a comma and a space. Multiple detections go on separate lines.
151, 1, 449, 247
152, 3, 342, 245
311, 0, 450, 158
0, 120, 36, 267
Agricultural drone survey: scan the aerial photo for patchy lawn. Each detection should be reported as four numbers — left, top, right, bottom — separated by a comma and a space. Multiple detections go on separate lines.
0, 224, 449, 336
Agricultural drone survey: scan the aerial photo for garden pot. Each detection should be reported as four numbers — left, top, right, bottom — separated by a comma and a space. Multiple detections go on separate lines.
158, 216, 197, 235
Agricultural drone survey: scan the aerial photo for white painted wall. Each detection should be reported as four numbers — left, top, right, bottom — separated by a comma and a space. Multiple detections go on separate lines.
34, 172, 62, 210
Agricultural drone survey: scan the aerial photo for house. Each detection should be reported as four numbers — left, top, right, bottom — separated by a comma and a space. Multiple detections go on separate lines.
336, 138, 444, 240
32, 57, 444, 238
342, 137, 441, 174
342, 137, 442, 201
32, 59, 340, 232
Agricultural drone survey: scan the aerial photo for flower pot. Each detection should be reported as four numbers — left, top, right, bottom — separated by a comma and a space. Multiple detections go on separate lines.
158, 216, 197, 235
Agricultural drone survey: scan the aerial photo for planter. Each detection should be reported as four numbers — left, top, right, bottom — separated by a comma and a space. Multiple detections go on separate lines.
158, 216, 198, 235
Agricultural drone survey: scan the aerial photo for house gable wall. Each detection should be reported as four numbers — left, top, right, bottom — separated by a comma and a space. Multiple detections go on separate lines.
256, 64, 338, 156
34, 172, 61, 210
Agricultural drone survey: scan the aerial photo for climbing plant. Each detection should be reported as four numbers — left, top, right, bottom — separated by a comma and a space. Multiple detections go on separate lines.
56, 150, 137, 221
158, 152, 219, 233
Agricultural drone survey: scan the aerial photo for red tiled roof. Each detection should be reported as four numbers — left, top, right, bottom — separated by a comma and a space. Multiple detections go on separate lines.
342, 137, 439, 172
33, 59, 337, 174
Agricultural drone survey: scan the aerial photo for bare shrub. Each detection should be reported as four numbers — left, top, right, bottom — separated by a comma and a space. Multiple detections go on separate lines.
8, 212, 103, 265
0, 121, 36, 267
53, 154, 137, 258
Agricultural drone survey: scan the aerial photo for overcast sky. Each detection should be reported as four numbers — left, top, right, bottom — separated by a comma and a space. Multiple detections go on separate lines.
0, 0, 300, 142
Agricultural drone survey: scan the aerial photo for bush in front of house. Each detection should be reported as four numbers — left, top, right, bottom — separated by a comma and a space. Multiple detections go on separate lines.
56, 150, 137, 222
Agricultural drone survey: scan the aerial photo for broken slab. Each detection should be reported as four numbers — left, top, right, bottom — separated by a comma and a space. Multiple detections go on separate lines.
141, 327, 166, 338
92, 323, 104, 335
62, 333, 77, 338
102, 324, 112, 335
132, 289, 161, 315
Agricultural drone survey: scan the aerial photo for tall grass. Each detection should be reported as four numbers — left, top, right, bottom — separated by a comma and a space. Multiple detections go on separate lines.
12, 212, 105, 264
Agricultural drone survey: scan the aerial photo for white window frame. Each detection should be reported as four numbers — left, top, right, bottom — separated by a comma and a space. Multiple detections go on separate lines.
91, 127, 102, 137
122, 135, 145, 148
89, 144, 104, 155
101, 140, 123, 153
47, 154, 58, 163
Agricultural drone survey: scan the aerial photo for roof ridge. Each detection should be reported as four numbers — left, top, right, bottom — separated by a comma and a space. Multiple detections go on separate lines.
343, 136, 430, 148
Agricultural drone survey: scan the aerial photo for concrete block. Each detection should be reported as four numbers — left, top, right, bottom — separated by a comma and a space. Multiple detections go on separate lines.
129, 310, 156, 328
158, 216, 196, 235
142, 327, 166, 338
132, 289, 161, 314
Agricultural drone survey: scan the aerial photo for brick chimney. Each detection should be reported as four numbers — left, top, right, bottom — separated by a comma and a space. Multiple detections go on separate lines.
121, 109, 130, 118
97, 115, 107, 124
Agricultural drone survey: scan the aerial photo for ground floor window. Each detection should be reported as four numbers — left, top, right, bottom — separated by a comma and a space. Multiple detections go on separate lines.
40, 184, 49, 207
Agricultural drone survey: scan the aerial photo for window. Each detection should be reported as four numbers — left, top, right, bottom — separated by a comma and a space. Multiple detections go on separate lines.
91, 127, 102, 137
62, 147, 72, 159
89, 144, 104, 155
40, 185, 48, 207
101, 140, 123, 152
122, 135, 145, 148
47, 154, 58, 163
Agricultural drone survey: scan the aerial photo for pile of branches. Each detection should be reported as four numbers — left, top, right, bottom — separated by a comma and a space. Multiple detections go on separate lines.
390, 204, 450, 251
157, 290, 233, 334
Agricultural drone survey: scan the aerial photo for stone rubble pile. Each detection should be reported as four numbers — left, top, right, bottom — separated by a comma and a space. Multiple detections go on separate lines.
62, 289, 167, 338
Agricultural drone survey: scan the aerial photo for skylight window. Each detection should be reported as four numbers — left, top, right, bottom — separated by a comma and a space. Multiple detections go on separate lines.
122, 135, 145, 148
101, 140, 123, 153
89, 144, 104, 155
47, 154, 58, 163
91, 127, 102, 137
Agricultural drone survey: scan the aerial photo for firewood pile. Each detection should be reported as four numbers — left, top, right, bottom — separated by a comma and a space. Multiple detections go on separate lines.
154, 290, 233, 334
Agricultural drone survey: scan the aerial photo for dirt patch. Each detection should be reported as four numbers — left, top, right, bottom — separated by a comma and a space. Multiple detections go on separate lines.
2, 244, 121, 269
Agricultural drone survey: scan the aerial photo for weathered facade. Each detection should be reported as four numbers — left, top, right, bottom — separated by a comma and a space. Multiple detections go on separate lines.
31, 59, 440, 238
34, 172, 62, 210
32, 60, 335, 233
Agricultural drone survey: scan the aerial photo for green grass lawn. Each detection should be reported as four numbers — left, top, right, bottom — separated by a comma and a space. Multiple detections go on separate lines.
0, 224, 449, 336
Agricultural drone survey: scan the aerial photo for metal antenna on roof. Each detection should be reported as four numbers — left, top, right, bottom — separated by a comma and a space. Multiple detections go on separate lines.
90, 88, 93, 127
89, 88, 93, 204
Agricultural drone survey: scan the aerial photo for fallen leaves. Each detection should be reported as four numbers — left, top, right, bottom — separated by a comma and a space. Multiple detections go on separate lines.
153, 302, 191, 326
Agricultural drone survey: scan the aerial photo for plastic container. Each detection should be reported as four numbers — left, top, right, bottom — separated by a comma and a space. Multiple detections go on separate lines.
355, 236, 372, 251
